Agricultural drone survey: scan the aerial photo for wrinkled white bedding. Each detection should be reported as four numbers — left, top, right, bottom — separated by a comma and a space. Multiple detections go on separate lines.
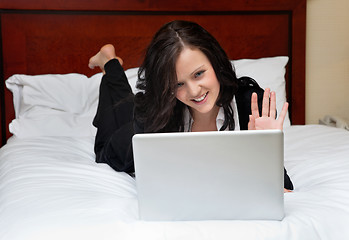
1, 125, 349, 240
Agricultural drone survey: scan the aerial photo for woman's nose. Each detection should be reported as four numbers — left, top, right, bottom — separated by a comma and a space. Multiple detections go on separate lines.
187, 81, 200, 97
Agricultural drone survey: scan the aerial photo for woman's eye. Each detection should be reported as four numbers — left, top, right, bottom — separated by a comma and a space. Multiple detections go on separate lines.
194, 70, 205, 78
177, 82, 184, 87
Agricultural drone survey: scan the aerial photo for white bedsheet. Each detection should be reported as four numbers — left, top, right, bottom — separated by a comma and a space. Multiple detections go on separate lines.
0, 125, 349, 240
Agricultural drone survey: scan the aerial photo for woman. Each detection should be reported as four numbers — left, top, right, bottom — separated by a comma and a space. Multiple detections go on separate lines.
89, 20, 293, 191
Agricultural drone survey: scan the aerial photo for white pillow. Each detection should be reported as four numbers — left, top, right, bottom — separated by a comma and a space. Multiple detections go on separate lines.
5, 57, 289, 138
6, 73, 102, 138
6, 73, 101, 118
231, 56, 290, 128
5, 70, 139, 138
9, 114, 97, 138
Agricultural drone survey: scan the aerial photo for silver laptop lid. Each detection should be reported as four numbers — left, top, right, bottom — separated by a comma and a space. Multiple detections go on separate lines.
132, 130, 284, 221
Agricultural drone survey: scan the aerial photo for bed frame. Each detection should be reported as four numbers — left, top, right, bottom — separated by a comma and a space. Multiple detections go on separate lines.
0, 0, 306, 147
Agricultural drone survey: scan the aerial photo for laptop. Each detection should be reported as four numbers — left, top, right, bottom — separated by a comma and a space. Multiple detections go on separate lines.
132, 130, 284, 221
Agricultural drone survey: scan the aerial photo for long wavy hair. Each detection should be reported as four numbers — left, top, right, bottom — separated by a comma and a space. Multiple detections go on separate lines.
134, 20, 239, 132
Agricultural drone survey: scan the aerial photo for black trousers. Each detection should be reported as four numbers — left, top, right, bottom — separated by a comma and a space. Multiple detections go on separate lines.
93, 59, 136, 173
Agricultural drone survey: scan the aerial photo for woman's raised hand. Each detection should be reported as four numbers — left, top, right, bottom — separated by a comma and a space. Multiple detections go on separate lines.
248, 88, 289, 131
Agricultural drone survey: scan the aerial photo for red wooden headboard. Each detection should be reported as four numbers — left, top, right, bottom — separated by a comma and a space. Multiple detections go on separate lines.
0, 0, 306, 146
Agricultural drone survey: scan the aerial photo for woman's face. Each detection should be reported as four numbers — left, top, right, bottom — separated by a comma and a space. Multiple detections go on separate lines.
175, 47, 220, 117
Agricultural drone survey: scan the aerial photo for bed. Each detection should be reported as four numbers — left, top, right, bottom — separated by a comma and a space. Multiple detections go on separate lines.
1, 0, 349, 239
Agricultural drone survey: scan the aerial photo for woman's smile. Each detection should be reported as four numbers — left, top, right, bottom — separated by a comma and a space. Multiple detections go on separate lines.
191, 92, 208, 104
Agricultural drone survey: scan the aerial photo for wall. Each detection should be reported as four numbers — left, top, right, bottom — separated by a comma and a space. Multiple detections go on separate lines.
306, 0, 349, 124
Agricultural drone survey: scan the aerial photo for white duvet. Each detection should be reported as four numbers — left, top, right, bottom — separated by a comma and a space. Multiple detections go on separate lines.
0, 125, 349, 240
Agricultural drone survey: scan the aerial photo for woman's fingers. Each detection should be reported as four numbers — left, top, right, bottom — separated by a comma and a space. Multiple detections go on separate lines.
249, 89, 288, 131
262, 88, 270, 117
248, 115, 256, 130
251, 88, 279, 120
251, 92, 260, 119
269, 91, 276, 119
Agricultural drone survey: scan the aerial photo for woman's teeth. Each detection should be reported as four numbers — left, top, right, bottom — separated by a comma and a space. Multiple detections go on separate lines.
193, 92, 207, 102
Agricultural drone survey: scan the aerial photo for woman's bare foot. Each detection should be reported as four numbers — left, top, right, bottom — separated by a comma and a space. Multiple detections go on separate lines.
88, 44, 123, 73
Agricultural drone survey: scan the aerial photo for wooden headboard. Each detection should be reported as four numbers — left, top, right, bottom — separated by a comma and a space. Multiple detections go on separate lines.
0, 0, 306, 146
